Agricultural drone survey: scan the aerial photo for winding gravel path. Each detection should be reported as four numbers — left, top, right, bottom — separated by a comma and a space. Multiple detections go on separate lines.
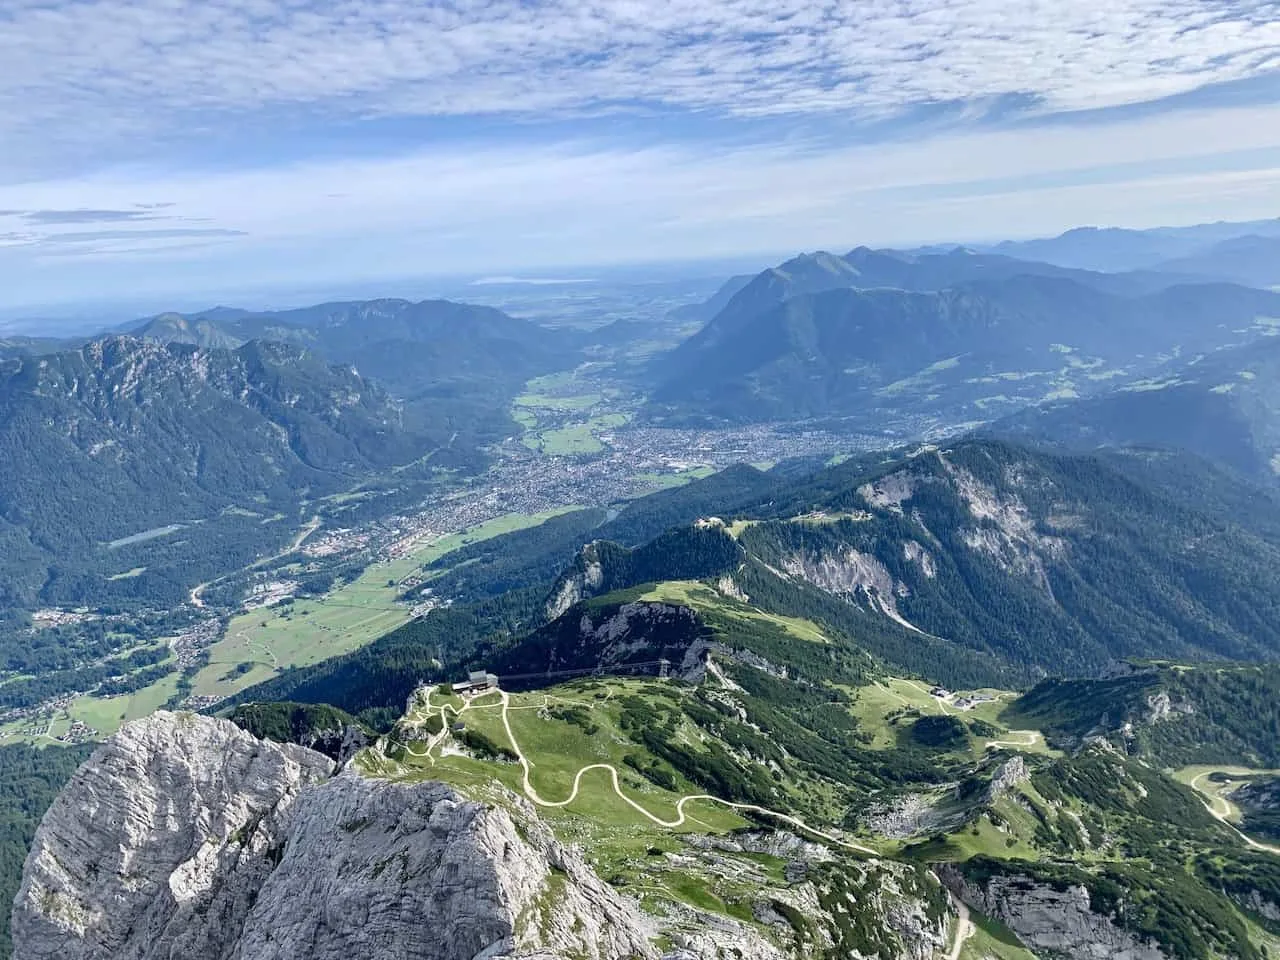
945, 899, 974, 960
496, 689, 879, 854
1188, 771, 1280, 855
391, 684, 982, 956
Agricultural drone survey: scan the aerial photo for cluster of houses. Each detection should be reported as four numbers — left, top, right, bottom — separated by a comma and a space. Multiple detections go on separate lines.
929, 686, 996, 711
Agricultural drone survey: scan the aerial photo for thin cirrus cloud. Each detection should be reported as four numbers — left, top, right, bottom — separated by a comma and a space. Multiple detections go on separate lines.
1, 0, 1280, 305
29, 228, 247, 243
4, 0, 1279, 132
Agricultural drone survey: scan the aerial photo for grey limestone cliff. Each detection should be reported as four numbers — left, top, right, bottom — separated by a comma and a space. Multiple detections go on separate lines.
939, 865, 1169, 960
10, 713, 653, 960
13, 711, 333, 960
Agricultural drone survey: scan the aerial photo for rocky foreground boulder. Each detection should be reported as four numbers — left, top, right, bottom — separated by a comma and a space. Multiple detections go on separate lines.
10, 713, 652, 960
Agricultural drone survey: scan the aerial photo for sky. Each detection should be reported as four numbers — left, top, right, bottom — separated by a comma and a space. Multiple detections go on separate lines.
3, 0, 1280, 312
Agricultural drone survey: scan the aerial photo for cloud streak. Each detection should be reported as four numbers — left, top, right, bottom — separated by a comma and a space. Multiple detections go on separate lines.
14, 209, 173, 224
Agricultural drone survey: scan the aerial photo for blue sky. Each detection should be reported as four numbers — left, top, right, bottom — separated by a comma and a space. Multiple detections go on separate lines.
2, 0, 1280, 312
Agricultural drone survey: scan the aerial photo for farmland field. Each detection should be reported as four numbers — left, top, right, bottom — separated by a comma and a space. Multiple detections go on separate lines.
190, 508, 580, 701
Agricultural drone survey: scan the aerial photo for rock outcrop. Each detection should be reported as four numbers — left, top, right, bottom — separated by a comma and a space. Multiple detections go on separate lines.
782, 549, 923, 633
986, 756, 1030, 801
11, 713, 655, 960
939, 865, 1170, 960
231, 776, 655, 960
13, 712, 333, 960
544, 545, 605, 620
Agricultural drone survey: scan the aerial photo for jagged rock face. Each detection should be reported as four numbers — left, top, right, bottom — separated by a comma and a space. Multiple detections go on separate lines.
12, 714, 656, 960
857, 453, 1069, 597
12, 712, 335, 960
232, 776, 656, 960
545, 551, 604, 620
862, 794, 950, 840
295, 723, 372, 763
782, 549, 922, 633
15, 713, 962, 960
1142, 691, 1194, 724
987, 756, 1030, 800
940, 866, 1170, 960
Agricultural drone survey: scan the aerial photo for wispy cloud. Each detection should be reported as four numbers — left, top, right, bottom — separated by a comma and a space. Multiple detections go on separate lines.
2, 1, 1279, 305
2, 0, 1279, 169
0, 207, 240, 256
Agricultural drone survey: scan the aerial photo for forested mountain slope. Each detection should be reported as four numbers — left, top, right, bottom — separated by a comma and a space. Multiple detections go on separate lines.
1005, 661, 1280, 768
649, 274, 1280, 422
737, 439, 1280, 673
0, 336, 436, 608
993, 334, 1280, 483
234, 437, 1280, 727
517, 439, 1280, 682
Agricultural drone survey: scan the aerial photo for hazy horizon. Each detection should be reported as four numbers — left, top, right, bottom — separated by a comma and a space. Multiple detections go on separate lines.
8, 210, 1280, 329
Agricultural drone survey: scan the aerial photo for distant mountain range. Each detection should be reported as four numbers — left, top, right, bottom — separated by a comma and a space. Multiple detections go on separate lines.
131, 297, 578, 402
4, 297, 586, 460
987, 217, 1280, 273
1152, 234, 1280, 290
648, 249, 1280, 422
6, 225, 1280, 606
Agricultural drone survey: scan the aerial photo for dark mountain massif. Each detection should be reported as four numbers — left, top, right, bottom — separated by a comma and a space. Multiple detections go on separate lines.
993, 334, 1280, 482
650, 269, 1280, 421
670, 246, 1198, 339
0, 336, 437, 608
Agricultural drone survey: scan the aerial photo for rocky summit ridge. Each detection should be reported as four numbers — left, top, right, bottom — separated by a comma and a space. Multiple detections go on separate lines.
10, 713, 654, 960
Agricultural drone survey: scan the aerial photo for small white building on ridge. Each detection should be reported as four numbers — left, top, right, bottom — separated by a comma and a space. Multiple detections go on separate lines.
452, 670, 499, 694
